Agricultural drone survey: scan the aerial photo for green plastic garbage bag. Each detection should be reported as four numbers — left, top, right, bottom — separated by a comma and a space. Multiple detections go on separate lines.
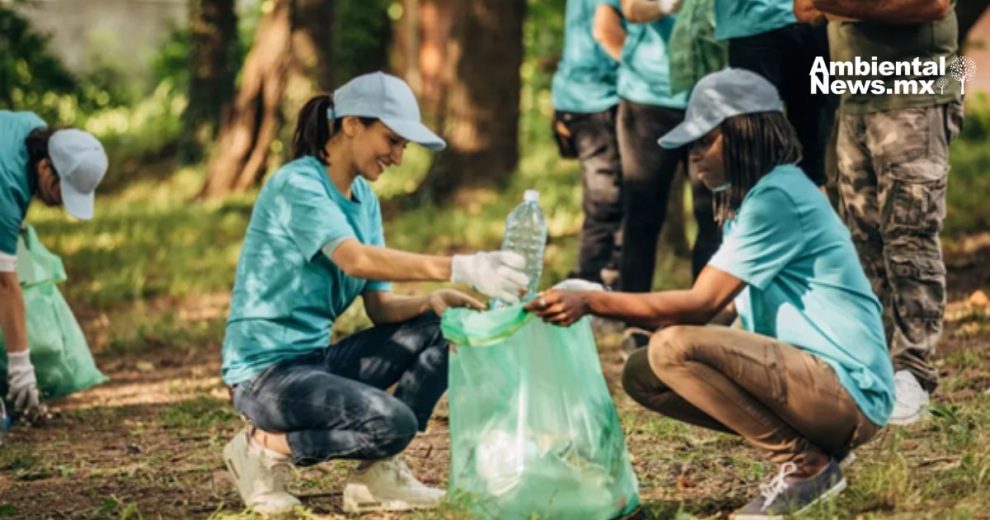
0, 225, 108, 400
442, 305, 639, 519
669, 0, 727, 95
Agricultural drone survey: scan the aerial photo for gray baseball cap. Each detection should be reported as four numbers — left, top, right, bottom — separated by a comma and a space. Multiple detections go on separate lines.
49, 129, 108, 220
332, 71, 446, 151
659, 68, 785, 149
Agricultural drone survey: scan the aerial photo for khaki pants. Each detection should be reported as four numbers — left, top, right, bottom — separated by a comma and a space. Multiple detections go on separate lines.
622, 326, 879, 467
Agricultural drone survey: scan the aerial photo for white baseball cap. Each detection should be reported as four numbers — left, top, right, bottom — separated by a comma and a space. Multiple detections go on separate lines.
48, 129, 108, 220
332, 72, 447, 151
659, 68, 785, 149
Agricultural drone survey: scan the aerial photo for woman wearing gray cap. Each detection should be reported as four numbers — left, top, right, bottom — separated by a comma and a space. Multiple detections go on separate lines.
0, 111, 108, 423
527, 69, 895, 518
220, 72, 529, 515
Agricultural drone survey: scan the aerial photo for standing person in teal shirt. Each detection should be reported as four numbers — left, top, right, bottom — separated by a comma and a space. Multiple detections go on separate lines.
220, 72, 530, 515
527, 69, 893, 518
615, 0, 721, 352
0, 111, 107, 423
551, 0, 626, 286
714, 0, 833, 187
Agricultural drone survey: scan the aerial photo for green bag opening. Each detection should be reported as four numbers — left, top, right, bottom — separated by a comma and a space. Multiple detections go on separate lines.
442, 305, 639, 519
0, 225, 108, 400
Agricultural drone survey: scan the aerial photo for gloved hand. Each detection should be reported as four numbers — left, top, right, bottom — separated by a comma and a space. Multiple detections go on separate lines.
553, 279, 606, 292
451, 251, 530, 303
6, 350, 44, 419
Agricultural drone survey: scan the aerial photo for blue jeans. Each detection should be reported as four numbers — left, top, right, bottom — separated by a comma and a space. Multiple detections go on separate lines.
231, 312, 448, 466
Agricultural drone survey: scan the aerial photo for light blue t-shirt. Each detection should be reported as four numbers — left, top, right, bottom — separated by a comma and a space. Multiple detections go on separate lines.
221, 156, 392, 385
708, 164, 895, 427
551, 0, 623, 113
617, 17, 689, 109
713, 0, 796, 41
0, 111, 46, 255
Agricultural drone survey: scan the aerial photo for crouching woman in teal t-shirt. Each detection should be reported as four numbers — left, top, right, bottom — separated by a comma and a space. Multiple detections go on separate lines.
526, 69, 894, 519
220, 72, 529, 515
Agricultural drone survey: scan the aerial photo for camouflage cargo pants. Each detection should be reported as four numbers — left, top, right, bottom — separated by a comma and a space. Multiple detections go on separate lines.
836, 102, 963, 391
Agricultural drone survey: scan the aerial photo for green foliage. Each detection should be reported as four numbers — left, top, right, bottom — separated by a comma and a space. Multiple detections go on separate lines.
334, 0, 393, 83
0, 6, 77, 121
945, 94, 990, 239
149, 28, 192, 93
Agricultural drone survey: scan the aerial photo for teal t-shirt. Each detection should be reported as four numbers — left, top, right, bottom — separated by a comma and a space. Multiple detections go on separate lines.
713, 0, 796, 41
708, 164, 895, 427
551, 0, 623, 113
221, 156, 392, 385
0, 111, 46, 255
617, 17, 689, 109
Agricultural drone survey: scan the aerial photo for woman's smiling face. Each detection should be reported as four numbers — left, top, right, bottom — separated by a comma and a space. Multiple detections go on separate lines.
347, 120, 408, 182
688, 126, 728, 193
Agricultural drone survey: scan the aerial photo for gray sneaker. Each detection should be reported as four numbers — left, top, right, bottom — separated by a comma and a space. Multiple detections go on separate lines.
733, 459, 846, 519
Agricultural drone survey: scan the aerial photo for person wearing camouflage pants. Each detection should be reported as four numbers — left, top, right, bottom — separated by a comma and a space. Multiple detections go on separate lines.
836, 103, 963, 393
818, 0, 964, 424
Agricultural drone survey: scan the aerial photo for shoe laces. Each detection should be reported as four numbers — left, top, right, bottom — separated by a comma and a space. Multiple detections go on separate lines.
759, 462, 798, 510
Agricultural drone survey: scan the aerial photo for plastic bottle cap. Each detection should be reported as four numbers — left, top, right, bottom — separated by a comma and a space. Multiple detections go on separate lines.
523, 189, 540, 203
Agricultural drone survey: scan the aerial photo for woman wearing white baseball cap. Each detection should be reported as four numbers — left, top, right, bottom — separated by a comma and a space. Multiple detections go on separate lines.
220, 72, 529, 514
0, 111, 108, 423
526, 69, 896, 518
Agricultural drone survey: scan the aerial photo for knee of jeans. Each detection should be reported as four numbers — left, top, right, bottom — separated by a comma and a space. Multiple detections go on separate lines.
647, 325, 695, 369
369, 402, 418, 458
621, 348, 658, 404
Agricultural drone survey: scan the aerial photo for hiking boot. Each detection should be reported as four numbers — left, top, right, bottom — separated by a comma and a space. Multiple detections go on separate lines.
223, 427, 301, 515
342, 456, 445, 513
889, 370, 930, 425
620, 327, 652, 362
733, 459, 846, 519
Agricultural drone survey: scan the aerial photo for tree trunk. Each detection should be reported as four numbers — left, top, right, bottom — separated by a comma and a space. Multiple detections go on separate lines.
418, 0, 454, 121
182, 0, 239, 163
417, 0, 527, 205
291, 0, 334, 92
199, 0, 292, 199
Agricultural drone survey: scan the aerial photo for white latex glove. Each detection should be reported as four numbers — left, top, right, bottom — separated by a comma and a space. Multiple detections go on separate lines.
451, 251, 530, 303
553, 279, 606, 292
6, 350, 42, 417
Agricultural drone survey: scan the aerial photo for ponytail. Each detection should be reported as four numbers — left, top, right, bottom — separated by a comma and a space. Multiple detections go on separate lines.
293, 94, 335, 164
292, 94, 380, 164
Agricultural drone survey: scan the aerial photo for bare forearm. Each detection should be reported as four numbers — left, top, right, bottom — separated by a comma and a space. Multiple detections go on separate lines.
583, 290, 720, 329
333, 241, 451, 282
366, 293, 432, 325
593, 5, 626, 61
0, 275, 28, 352
812, 0, 949, 23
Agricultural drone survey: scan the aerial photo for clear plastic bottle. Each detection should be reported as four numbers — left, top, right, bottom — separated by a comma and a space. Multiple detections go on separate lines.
496, 189, 547, 306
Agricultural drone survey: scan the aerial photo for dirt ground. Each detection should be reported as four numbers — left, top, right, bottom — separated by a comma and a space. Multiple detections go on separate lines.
1, 236, 988, 519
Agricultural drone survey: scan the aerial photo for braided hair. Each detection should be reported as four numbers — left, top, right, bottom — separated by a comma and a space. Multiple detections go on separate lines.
714, 111, 802, 223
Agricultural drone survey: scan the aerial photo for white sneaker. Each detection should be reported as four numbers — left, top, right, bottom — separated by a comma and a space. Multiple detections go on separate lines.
342, 456, 445, 513
889, 370, 930, 425
223, 428, 301, 514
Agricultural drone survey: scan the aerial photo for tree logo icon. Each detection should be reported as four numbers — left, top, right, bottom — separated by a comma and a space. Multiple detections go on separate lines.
936, 76, 948, 95
948, 56, 976, 95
